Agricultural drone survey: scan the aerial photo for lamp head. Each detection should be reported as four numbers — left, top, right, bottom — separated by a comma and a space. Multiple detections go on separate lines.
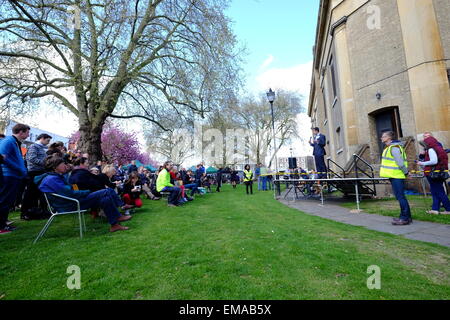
266, 88, 275, 103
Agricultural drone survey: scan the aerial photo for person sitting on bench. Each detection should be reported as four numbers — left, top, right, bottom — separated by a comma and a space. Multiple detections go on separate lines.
156, 161, 182, 207
35, 156, 133, 233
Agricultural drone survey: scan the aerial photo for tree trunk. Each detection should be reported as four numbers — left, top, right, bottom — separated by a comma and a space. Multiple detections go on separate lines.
78, 120, 104, 164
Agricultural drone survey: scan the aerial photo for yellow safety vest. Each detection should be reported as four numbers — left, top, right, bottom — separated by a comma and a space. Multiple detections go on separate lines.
243, 170, 253, 182
380, 144, 408, 179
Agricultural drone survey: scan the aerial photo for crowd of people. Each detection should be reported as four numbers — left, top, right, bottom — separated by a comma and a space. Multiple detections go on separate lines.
0, 123, 263, 235
4, 122, 448, 235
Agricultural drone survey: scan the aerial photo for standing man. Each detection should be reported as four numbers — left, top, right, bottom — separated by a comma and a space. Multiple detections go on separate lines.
379, 131, 412, 225
0, 123, 30, 234
255, 163, 261, 190
260, 164, 268, 191
21, 133, 52, 219
216, 167, 223, 192
0, 134, 5, 183
310, 127, 327, 179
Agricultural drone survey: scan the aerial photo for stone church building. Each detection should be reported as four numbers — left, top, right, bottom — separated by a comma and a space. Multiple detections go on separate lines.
308, 0, 450, 190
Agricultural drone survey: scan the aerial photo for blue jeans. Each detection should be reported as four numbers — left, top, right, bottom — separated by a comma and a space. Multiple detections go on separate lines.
107, 188, 125, 208
0, 176, 21, 229
80, 189, 121, 225
161, 186, 181, 205
261, 176, 268, 191
183, 183, 198, 196
426, 176, 450, 211
257, 176, 262, 190
390, 178, 411, 221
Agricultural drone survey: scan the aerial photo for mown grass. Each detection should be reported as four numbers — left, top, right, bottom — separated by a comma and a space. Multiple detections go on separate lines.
0, 185, 449, 300
340, 195, 450, 224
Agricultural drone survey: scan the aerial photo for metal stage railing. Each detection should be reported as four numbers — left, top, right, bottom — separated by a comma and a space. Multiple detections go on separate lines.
273, 177, 390, 211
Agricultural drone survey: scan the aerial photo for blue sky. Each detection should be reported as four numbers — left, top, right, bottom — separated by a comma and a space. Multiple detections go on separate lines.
226, 0, 320, 95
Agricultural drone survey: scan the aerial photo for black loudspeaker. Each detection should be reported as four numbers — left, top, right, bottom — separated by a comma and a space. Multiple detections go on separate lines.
288, 157, 297, 169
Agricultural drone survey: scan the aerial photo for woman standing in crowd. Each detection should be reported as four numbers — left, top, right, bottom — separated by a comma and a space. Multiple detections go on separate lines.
417, 137, 450, 215
243, 165, 254, 195
46, 141, 65, 157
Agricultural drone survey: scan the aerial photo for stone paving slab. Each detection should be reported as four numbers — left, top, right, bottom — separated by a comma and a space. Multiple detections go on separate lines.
404, 233, 450, 247
279, 195, 450, 248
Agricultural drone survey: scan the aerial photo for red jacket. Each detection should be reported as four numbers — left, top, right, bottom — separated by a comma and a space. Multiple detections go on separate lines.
424, 137, 448, 176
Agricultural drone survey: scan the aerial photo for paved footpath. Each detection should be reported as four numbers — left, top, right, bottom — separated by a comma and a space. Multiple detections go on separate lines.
278, 194, 450, 248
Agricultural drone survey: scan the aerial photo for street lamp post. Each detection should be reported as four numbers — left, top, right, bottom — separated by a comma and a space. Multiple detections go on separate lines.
267, 88, 279, 198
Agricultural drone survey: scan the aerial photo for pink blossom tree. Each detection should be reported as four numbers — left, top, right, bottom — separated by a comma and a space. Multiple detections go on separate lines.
71, 123, 156, 166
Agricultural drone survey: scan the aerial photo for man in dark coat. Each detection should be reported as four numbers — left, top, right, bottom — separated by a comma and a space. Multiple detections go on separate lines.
309, 127, 327, 179
216, 168, 223, 192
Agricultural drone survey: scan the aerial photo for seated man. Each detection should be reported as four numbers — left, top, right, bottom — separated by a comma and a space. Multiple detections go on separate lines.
138, 167, 160, 200
170, 166, 193, 203
182, 169, 199, 196
69, 157, 104, 192
35, 157, 132, 232
156, 161, 182, 207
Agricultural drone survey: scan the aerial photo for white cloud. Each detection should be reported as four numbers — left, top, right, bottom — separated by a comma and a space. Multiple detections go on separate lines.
255, 60, 313, 102
12, 105, 78, 138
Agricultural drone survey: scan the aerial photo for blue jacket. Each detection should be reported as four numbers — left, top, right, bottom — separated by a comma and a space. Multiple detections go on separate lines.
68, 168, 103, 192
35, 172, 90, 212
195, 166, 205, 181
310, 133, 327, 157
26, 142, 48, 172
0, 136, 27, 179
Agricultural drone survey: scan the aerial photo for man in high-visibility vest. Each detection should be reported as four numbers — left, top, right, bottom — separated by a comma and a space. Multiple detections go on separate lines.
379, 131, 412, 225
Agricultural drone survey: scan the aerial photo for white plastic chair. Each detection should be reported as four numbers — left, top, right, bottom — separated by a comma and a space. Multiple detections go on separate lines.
33, 193, 88, 244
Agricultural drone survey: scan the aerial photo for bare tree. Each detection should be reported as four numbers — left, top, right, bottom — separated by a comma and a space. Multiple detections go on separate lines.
0, 0, 242, 162
144, 113, 195, 165
232, 90, 304, 168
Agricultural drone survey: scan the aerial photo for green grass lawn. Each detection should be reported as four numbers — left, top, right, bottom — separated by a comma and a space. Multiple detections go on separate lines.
1, 185, 449, 300
341, 195, 450, 224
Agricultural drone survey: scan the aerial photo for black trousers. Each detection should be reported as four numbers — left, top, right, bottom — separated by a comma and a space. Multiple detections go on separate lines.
245, 181, 253, 194
0, 176, 21, 229
21, 170, 47, 214
314, 155, 327, 179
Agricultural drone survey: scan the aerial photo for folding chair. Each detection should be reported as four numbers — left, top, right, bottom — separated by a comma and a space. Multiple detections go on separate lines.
33, 193, 89, 244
